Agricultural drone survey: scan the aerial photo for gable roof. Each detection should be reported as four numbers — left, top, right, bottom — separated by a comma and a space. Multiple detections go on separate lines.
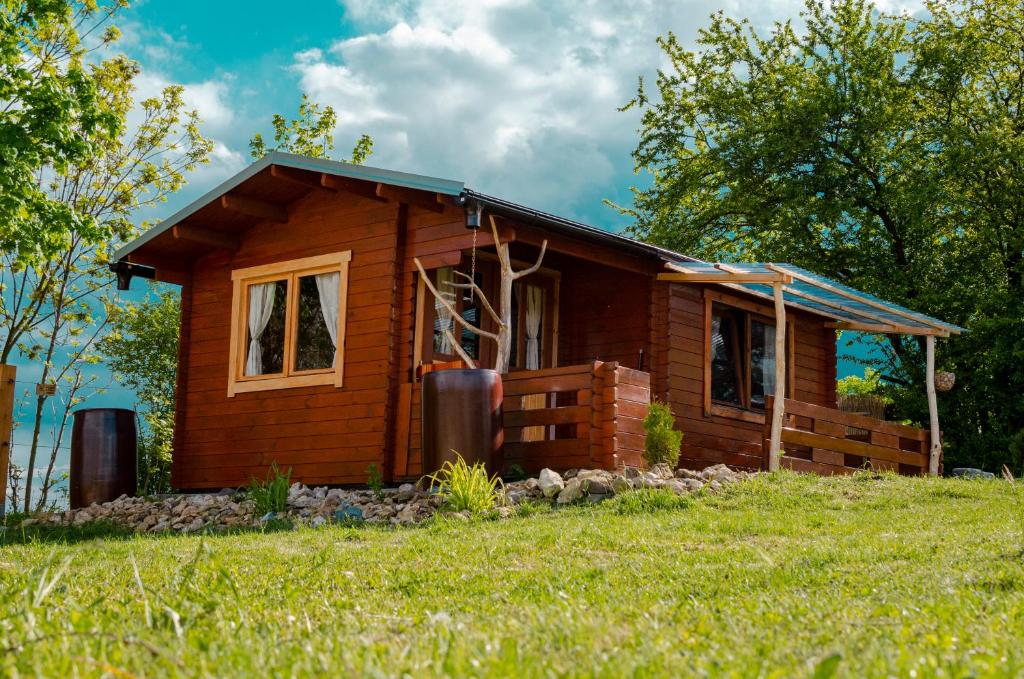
115, 152, 962, 336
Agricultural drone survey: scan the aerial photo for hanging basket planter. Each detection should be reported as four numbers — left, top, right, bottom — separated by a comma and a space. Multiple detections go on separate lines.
934, 371, 956, 392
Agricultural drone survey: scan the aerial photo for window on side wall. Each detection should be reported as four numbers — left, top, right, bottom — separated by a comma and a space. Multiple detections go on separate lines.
707, 299, 792, 417
228, 251, 351, 396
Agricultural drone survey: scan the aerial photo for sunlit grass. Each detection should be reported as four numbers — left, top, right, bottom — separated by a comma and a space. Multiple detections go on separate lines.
1, 472, 1021, 677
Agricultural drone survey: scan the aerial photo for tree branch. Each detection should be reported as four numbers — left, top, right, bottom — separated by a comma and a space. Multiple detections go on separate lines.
413, 257, 498, 341
511, 240, 549, 280
444, 328, 477, 368
450, 270, 501, 325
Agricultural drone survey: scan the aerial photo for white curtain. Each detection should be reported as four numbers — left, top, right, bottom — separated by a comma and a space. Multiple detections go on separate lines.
245, 282, 277, 376
315, 271, 341, 367
434, 267, 455, 354
525, 284, 543, 370
761, 323, 777, 397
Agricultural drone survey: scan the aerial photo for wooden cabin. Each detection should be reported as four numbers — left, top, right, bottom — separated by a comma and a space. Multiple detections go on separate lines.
113, 152, 963, 489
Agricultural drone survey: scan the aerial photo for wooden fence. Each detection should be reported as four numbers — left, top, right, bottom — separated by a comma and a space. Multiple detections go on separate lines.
502, 361, 650, 472
763, 396, 933, 476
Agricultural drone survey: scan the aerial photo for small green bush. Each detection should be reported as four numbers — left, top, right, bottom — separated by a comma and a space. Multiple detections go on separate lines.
247, 463, 291, 515
424, 454, 504, 513
643, 401, 683, 468
366, 463, 384, 500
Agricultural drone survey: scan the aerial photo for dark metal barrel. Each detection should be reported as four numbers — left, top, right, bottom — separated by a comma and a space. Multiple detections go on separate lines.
70, 408, 137, 509
422, 369, 503, 475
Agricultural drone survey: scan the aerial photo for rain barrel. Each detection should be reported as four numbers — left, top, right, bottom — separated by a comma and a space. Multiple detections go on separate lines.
422, 369, 503, 476
70, 408, 137, 509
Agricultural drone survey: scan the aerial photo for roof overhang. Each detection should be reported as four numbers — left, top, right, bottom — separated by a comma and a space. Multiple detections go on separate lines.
658, 262, 964, 336
114, 151, 466, 262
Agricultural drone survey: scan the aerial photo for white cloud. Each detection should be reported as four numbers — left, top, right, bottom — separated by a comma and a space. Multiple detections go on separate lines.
300, 0, 927, 226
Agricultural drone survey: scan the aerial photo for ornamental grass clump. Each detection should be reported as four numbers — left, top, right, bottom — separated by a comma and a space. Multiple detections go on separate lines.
247, 463, 291, 515
425, 454, 504, 513
643, 401, 683, 468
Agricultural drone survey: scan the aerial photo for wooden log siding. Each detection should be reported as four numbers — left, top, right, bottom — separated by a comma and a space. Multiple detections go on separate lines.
501, 361, 650, 473
174, 189, 404, 488
763, 396, 933, 476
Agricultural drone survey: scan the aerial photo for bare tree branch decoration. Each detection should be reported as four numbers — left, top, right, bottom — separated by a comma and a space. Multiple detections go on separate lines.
413, 214, 548, 373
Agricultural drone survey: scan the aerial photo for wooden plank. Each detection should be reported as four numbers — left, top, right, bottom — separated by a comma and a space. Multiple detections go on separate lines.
658, 272, 791, 284
220, 194, 288, 222
772, 397, 928, 441
781, 455, 856, 476
780, 428, 926, 467
321, 174, 387, 202
172, 224, 239, 251
502, 371, 592, 396
504, 405, 590, 428
812, 448, 845, 467
0, 364, 16, 514
870, 431, 900, 449
503, 438, 590, 460
376, 184, 446, 213
393, 383, 413, 478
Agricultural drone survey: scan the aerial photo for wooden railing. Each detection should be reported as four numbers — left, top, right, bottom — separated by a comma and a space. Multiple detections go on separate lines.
764, 396, 933, 476
502, 361, 650, 472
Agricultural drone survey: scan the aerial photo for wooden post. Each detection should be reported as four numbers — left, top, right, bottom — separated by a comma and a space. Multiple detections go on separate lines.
926, 335, 942, 476
0, 364, 16, 517
768, 282, 787, 471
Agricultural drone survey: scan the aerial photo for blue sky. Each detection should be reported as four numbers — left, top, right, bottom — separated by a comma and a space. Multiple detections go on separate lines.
10, 0, 908, 504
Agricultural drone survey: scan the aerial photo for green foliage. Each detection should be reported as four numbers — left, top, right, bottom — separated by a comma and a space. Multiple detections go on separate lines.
99, 289, 181, 495
504, 463, 527, 482
621, 0, 1024, 472
2, 474, 1023, 676
249, 93, 374, 164
366, 463, 384, 500
642, 401, 682, 468
247, 463, 291, 515
424, 454, 504, 513
0, 0, 124, 263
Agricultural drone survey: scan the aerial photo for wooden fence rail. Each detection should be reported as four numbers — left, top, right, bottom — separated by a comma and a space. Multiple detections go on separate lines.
763, 396, 933, 476
502, 361, 650, 473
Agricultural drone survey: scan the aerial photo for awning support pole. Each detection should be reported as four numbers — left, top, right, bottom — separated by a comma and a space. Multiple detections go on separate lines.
926, 335, 942, 476
768, 280, 786, 471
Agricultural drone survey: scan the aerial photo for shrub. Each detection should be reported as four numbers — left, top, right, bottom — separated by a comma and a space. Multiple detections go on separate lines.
424, 454, 504, 513
366, 463, 384, 500
247, 463, 291, 515
643, 401, 683, 468
504, 463, 527, 482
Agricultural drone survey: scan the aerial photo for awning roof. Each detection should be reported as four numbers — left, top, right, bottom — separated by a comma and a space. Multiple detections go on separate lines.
662, 262, 964, 336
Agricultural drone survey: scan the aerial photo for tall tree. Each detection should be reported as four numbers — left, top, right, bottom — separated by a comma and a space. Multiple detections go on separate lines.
620, 0, 1023, 470
0, 0, 124, 264
249, 93, 373, 163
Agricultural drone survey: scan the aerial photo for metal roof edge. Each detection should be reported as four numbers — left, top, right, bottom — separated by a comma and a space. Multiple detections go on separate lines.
463, 189, 699, 265
115, 152, 465, 261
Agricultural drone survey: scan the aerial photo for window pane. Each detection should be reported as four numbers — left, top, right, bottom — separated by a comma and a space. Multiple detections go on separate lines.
710, 309, 742, 405
750, 319, 776, 409
295, 273, 338, 372
245, 279, 287, 376
432, 267, 456, 355
509, 282, 519, 368
459, 271, 483, 360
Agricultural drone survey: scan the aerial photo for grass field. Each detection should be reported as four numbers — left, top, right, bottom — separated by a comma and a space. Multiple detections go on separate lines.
1, 472, 1022, 677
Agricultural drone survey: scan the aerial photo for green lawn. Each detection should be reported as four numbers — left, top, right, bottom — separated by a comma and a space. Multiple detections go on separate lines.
1, 472, 1021, 677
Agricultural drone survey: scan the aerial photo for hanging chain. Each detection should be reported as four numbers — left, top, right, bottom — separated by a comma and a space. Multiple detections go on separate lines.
469, 208, 479, 302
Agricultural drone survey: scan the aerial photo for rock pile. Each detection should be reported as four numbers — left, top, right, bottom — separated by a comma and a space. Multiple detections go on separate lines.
16, 464, 751, 534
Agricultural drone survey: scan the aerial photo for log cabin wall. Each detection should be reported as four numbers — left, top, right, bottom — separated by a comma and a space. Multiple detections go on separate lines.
555, 257, 652, 370
174, 188, 407, 489
663, 282, 837, 471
